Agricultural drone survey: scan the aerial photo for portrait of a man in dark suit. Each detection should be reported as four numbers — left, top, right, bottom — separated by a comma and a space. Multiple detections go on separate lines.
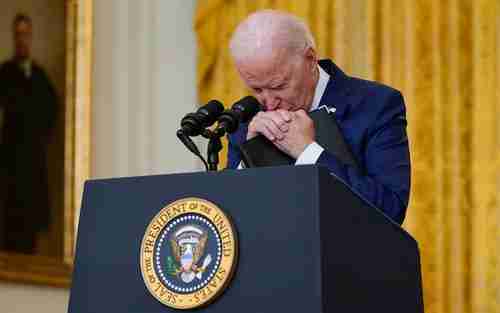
0, 13, 58, 254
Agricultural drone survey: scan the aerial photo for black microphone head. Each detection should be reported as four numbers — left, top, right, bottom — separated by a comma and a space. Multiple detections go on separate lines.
197, 99, 224, 127
232, 96, 261, 123
180, 99, 224, 136
216, 96, 262, 134
180, 112, 204, 136
217, 110, 240, 134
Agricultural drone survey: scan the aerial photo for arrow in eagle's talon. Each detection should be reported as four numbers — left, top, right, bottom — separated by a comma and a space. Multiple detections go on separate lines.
196, 254, 213, 280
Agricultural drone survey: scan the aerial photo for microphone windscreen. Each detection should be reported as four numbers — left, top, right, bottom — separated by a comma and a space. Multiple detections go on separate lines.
198, 99, 225, 127
232, 96, 261, 123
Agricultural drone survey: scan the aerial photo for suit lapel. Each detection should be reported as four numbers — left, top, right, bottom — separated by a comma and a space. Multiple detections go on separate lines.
318, 60, 363, 120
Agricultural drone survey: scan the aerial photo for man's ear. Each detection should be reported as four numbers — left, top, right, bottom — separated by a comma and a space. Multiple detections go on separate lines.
304, 47, 317, 69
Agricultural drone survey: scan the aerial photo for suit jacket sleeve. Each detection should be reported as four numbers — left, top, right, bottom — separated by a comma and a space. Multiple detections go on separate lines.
227, 122, 248, 169
316, 90, 410, 224
227, 137, 242, 169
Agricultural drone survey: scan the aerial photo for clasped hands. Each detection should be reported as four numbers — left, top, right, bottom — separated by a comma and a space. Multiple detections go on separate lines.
246, 109, 315, 159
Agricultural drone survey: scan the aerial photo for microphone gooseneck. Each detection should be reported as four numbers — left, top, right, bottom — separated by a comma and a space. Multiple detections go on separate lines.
176, 129, 208, 171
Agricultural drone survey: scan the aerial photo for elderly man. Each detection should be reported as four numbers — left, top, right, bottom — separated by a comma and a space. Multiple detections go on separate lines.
226, 10, 410, 224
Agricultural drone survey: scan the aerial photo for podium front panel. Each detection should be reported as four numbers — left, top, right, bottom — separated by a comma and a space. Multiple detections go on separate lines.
69, 166, 325, 313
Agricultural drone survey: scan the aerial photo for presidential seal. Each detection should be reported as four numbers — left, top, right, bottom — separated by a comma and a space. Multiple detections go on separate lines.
140, 198, 238, 309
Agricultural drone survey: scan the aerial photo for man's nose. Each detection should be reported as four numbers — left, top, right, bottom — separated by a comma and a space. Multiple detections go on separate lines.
257, 91, 279, 111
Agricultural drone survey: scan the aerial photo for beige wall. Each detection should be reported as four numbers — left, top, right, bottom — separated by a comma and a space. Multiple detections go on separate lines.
0, 0, 198, 312
92, 0, 201, 178
0, 282, 68, 313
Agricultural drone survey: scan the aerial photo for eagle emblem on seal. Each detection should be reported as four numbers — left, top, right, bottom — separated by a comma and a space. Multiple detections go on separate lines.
168, 224, 213, 283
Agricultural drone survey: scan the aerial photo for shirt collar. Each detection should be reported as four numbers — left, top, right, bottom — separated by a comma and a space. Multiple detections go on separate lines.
309, 65, 330, 111
18, 59, 32, 78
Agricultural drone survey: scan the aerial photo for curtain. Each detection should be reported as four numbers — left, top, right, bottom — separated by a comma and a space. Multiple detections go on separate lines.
195, 1, 500, 312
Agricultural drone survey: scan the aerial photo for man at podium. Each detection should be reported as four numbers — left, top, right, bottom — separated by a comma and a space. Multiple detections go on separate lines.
226, 10, 411, 225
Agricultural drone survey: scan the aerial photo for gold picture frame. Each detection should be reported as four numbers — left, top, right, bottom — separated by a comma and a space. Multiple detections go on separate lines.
0, 0, 92, 287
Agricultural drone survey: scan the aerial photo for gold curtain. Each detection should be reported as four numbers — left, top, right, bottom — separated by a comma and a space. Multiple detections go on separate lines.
195, 1, 500, 313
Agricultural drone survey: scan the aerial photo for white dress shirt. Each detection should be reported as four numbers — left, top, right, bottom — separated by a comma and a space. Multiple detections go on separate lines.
20, 60, 32, 78
294, 65, 330, 165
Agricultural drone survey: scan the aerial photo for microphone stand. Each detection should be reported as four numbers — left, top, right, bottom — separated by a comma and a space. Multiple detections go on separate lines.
201, 128, 225, 171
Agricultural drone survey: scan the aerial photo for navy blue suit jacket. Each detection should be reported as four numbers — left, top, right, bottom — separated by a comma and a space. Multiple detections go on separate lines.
227, 60, 411, 224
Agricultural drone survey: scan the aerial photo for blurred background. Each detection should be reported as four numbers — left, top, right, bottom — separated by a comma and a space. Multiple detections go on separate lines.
0, 1, 499, 313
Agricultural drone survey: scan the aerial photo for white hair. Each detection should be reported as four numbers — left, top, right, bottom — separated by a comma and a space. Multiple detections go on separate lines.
229, 10, 316, 62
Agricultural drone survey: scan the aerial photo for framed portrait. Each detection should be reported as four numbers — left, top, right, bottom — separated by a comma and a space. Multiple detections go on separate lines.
0, 0, 92, 287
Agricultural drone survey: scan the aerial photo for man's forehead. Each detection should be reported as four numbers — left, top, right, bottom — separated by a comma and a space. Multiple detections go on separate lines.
239, 63, 289, 87
237, 52, 293, 82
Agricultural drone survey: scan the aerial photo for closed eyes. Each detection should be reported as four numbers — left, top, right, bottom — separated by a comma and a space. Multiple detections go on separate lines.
252, 82, 286, 94
271, 83, 286, 90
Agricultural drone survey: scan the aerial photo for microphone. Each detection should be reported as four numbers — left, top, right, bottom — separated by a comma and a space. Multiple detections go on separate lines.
216, 96, 261, 134
179, 100, 224, 137
177, 100, 224, 171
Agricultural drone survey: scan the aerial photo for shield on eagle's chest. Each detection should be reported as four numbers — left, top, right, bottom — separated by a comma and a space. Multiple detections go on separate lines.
173, 225, 205, 276
180, 245, 194, 271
